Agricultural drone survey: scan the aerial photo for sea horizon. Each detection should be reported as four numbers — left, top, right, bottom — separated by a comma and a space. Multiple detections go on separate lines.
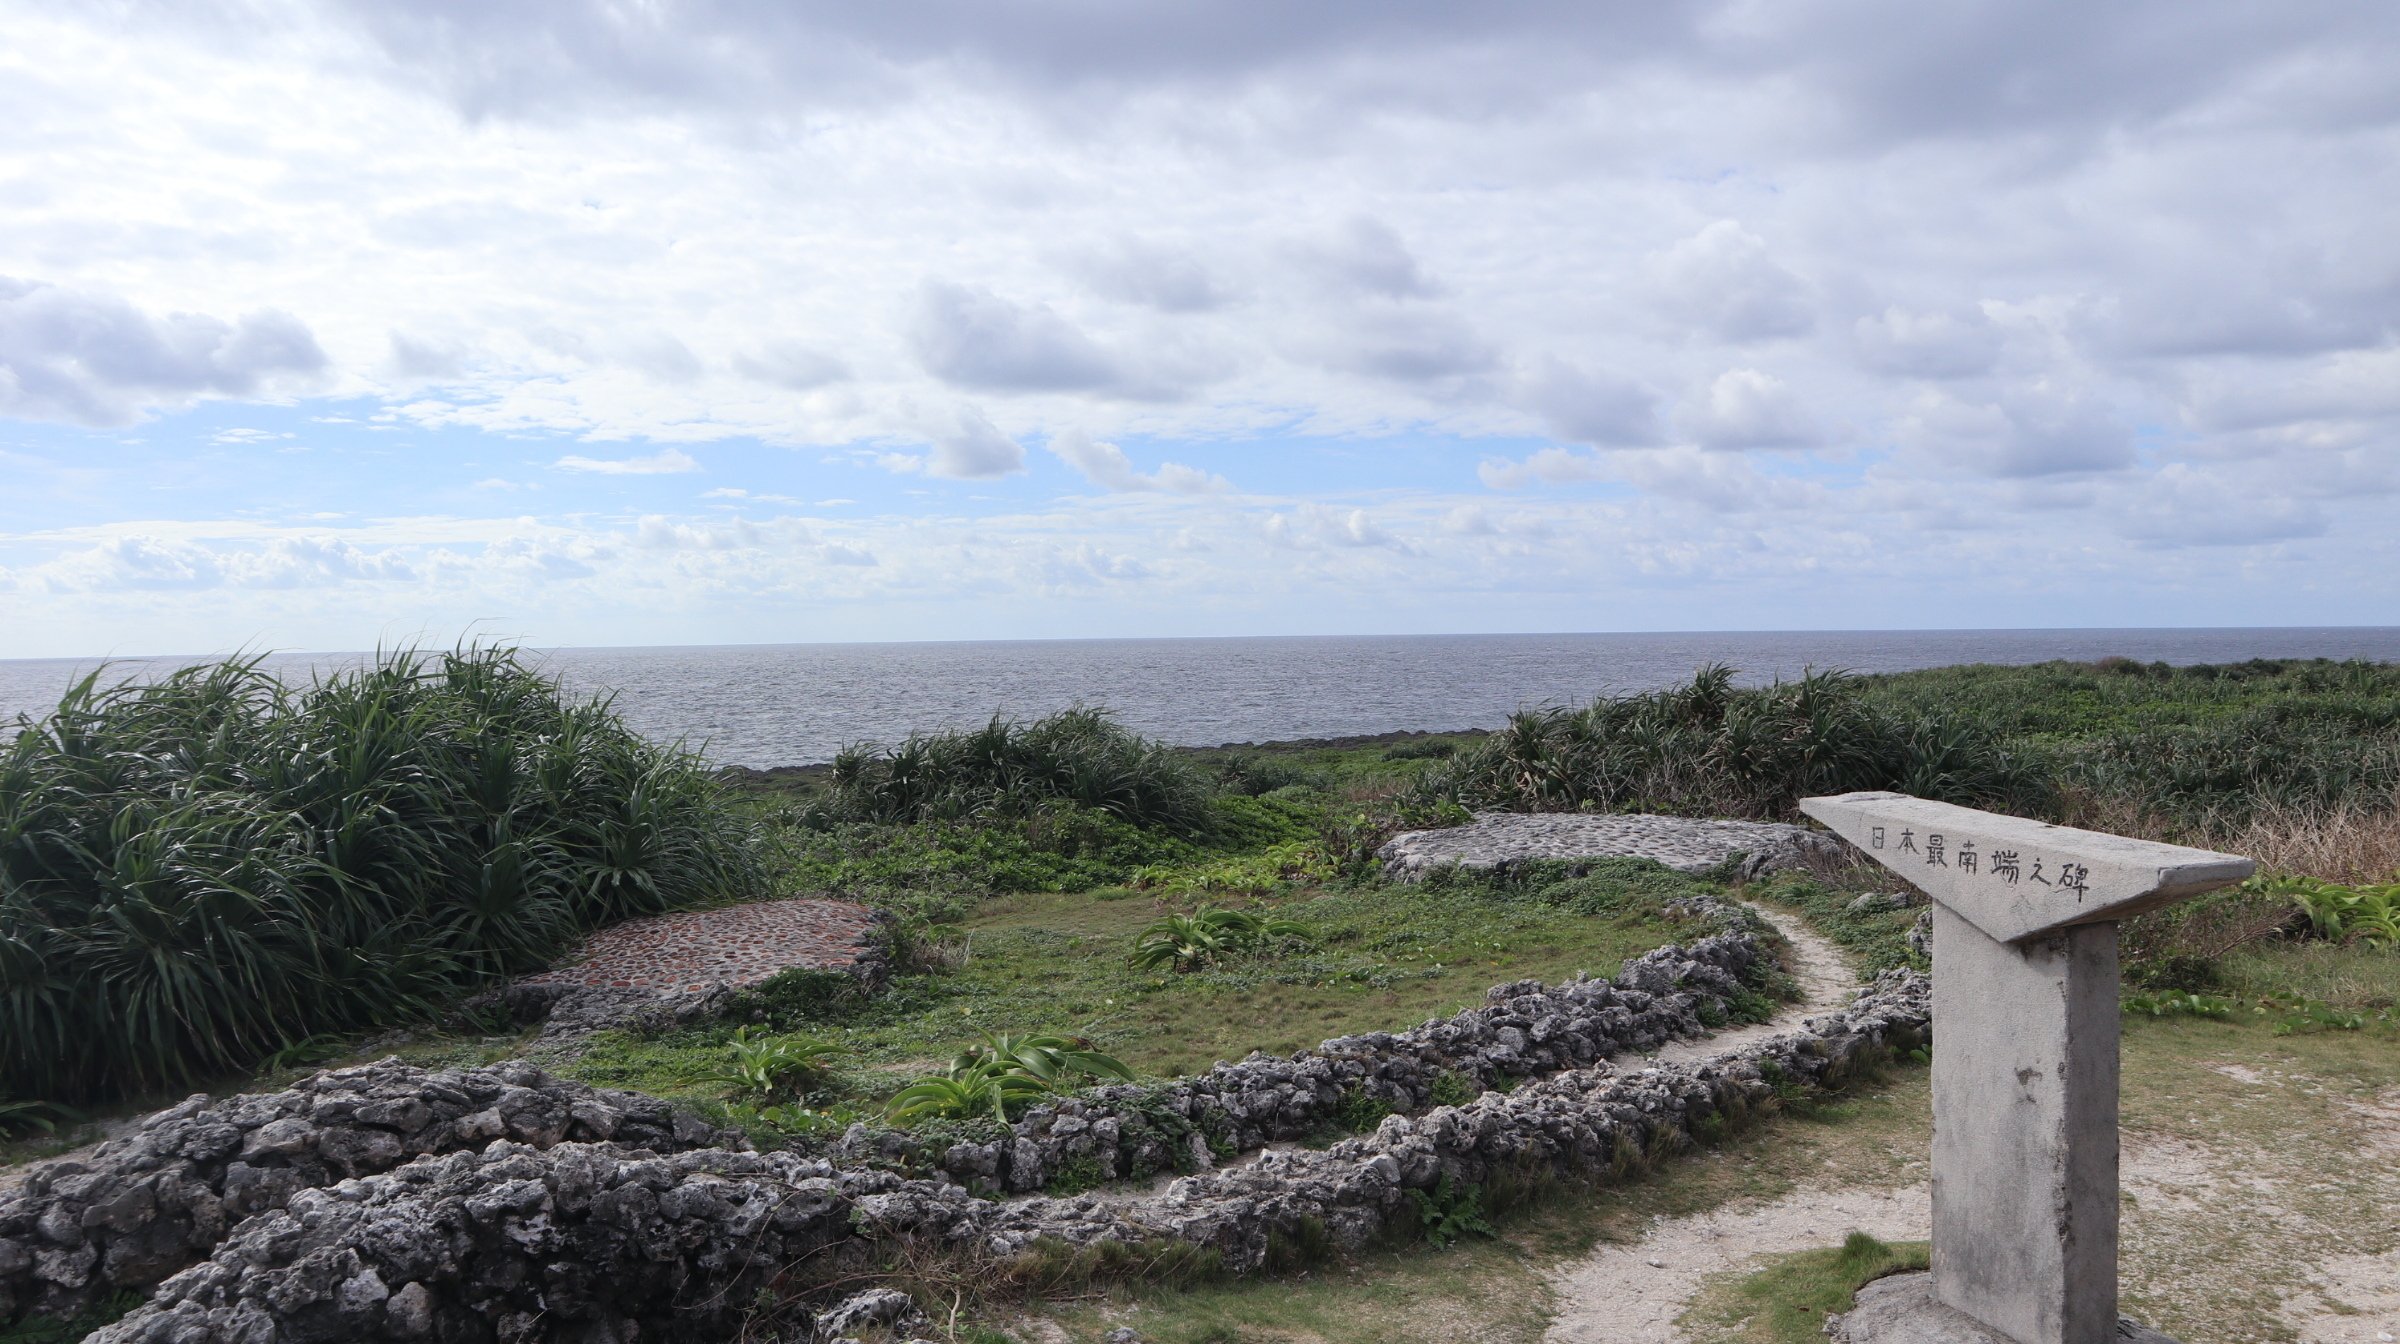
7, 625, 2398, 769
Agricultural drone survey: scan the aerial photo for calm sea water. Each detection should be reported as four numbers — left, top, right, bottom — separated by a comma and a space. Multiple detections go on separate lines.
4, 629, 2398, 768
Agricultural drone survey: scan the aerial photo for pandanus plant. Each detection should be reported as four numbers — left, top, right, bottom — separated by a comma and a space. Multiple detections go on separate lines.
1128, 906, 1314, 972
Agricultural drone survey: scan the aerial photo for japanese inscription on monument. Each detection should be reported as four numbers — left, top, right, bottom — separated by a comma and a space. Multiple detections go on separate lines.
1800, 791, 2253, 1344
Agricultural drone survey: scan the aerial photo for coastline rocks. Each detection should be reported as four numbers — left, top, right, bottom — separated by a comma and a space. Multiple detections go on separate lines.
0, 1060, 731, 1326
89, 972, 1931, 1344
838, 898, 1770, 1194
1379, 813, 1842, 881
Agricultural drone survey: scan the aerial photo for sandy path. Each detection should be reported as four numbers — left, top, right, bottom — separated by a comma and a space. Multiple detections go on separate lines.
1547, 900, 1891, 1344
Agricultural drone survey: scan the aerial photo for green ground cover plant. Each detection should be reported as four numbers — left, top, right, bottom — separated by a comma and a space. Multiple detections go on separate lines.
0, 646, 761, 1105
1679, 1232, 1930, 1344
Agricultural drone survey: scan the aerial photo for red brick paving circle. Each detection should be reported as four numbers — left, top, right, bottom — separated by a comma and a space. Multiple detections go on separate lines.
524, 898, 879, 995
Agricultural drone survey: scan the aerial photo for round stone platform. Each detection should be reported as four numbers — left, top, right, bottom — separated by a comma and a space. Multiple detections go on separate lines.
506, 898, 883, 1036
1379, 811, 1839, 880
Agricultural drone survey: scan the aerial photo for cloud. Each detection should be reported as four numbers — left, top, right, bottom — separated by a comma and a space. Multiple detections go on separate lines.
1854, 305, 2004, 379
1646, 222, 1813, 342
734, 341, 850, 390
1314, 309, 1494, 384
0, 276, 326, 426
553, 447, 701, 474
388, 331, 472, 380
1296, 218, 1438, 299
1682, 369, 1817, 449
1901, 387, 2135, 477
1479, 447, 1612, 489
918, 406, 1026, 479
1517, 359, 1661, 445
2115, 465, 2327, 547
911, 280, 1126, 394
1048, 430, 1229, 493
1073, 238, 1232, 313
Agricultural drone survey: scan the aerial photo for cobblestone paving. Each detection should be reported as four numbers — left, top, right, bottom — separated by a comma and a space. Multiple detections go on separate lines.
1380, 811, 1834, 878
523, 898, 879, 995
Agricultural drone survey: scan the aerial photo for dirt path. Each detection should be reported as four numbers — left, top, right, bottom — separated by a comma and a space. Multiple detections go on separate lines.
1634, 904, 1854, 1069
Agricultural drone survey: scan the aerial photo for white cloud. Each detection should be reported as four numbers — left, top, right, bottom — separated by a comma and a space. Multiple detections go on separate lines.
1646, 222, 1813, 342
921, 407, 1027, 479
0, 276, 325, 426
553, 447, 702, 475
1682, 369, 1817, 450
1048, 430, 1229, 493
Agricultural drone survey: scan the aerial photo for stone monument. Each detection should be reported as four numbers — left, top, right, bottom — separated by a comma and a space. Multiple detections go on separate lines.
1799, 791, 2254, 1344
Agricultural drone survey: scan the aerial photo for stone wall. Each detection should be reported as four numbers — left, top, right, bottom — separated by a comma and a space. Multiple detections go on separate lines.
837, 897, 1772, 1193
87, 971, 1930, 1344
0, 1060, 730, 1326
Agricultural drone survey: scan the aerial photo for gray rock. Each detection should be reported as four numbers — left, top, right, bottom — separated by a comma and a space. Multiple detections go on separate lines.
1825, 1271, 2182, 1343
84, 969, 1933, 1344
1379, 812, 1841, 880
818, 1287, 929, 1336
0, 1059, 731, 1326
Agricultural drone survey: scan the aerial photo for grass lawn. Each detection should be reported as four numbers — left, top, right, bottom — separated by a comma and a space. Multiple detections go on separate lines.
560, 873, 1723, 1119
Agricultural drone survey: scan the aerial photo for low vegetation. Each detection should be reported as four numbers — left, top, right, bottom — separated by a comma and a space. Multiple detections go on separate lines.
1412, 665, 2050, 820
0, 646, 761, 1105
1679, 1232, 1930, 1344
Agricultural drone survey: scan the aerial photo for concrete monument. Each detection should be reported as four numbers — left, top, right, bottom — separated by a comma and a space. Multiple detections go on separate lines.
1799, 791, 2254, 1344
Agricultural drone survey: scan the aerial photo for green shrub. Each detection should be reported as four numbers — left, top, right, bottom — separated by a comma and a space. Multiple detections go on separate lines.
1408, 1174, 1495, 1247
0, 646, 763, 1105
812, 709, 1214, 835
1427, 1069, 1479, 1108
701, 1026, 845, 1099
1129, 906, 1315, 971
1413, 665, 2049, 821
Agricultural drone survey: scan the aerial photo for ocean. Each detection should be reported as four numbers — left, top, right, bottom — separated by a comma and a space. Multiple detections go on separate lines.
4, 628, 2398, 768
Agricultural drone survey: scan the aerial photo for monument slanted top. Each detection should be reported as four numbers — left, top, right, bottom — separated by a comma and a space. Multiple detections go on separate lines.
1799, 790, 2253, 944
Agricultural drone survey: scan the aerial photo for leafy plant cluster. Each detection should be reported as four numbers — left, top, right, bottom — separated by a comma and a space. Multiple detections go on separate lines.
0, 647, 763, 1104
1130, 905, 1317, 972
886, 1031, 1135, 1124
2267, 872, 2400, 947
807, 709, 1216, 835
1411, 665, 2050, 821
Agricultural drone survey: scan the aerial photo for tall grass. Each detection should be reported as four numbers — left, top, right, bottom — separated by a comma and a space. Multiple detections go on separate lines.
1411, 666, 2050, 820
0, 647, 763, 1105
813, 709, 1214, 835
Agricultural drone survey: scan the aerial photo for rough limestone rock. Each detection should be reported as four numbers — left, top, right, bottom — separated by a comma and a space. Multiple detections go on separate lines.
0, 1059, 731, 1326
1825, 1271, 2182, 1343
835, 896, 1772, 1193
1380, 812, 1841, 881
87, 971, 1931, 1344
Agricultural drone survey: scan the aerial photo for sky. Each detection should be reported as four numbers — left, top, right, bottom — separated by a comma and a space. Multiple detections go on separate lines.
3, 1, 2398, 658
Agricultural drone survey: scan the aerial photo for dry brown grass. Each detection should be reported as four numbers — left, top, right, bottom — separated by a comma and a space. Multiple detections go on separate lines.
2059, 789, 2400, 882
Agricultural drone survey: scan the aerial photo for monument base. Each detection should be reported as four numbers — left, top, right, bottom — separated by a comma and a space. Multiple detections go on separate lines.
1826, 1274, 2182, 1344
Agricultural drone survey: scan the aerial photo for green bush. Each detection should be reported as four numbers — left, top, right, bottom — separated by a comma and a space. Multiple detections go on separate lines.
1414, 665, 2048, 821
1129, 906, 1316, 971
811, 709, 1214, 835
0, 647, 763, 1104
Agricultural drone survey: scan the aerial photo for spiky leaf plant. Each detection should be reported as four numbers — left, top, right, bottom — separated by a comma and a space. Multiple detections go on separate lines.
0, 645, 765, 1106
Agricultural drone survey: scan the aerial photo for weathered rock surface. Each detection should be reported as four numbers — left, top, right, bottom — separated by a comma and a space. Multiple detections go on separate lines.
1825, 1271, 2182, 1343
0, 1060, 730, 1326
1380, 812, 1840, 880
86, 971, 1930, 1344
837, 896, 1773, 1193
